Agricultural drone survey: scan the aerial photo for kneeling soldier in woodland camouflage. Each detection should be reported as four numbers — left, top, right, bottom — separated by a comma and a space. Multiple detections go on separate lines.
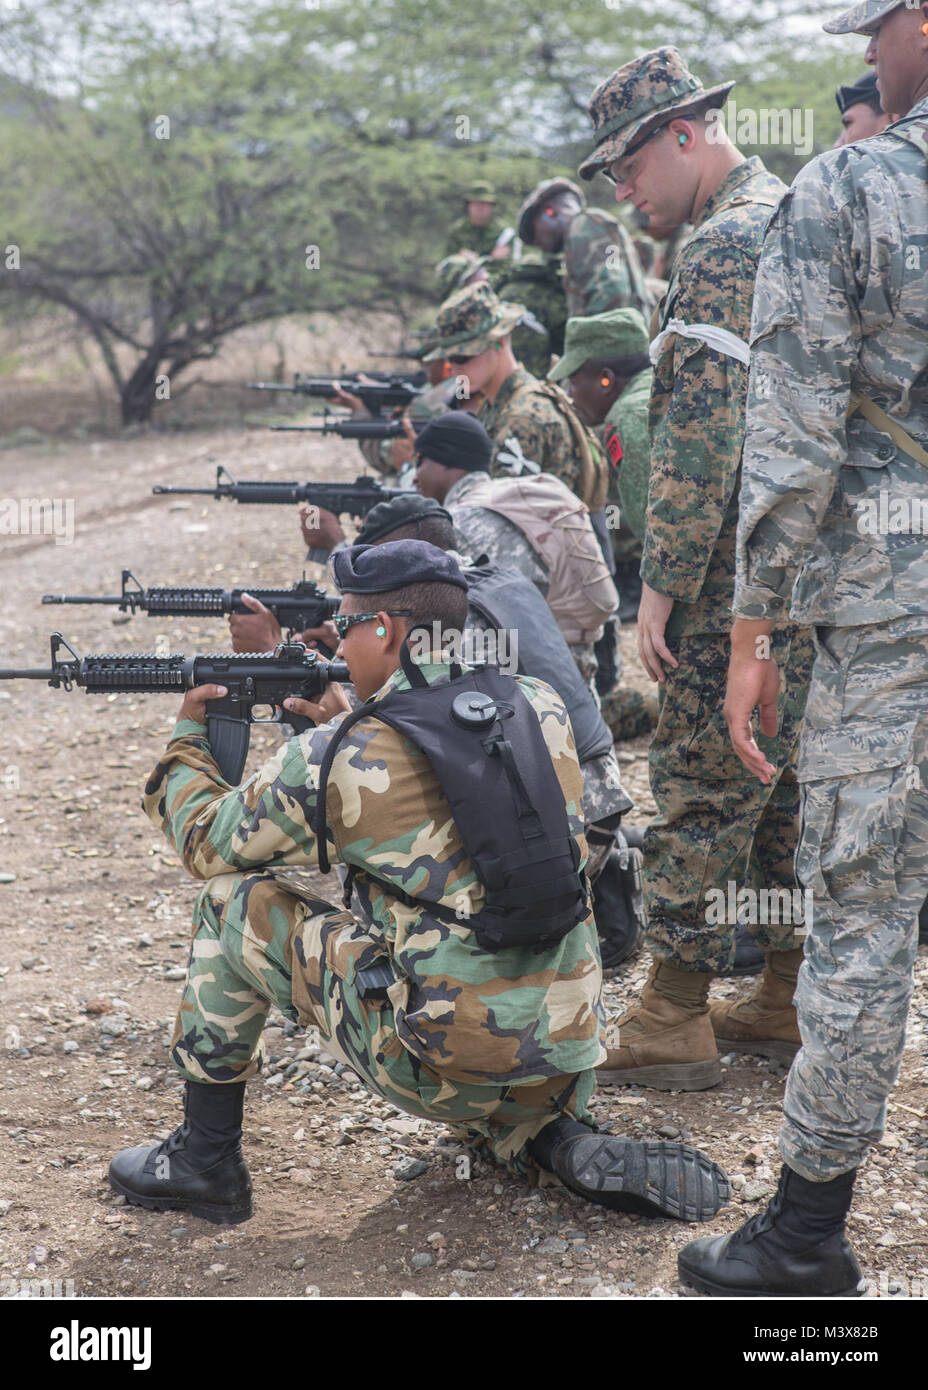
108, 540, 729, 1225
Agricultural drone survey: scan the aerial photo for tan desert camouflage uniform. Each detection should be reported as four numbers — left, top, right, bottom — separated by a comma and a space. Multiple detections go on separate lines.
143, 660, 605, 1174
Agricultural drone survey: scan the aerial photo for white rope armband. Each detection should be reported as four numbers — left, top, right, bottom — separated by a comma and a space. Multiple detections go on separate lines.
649, 317, 752, 367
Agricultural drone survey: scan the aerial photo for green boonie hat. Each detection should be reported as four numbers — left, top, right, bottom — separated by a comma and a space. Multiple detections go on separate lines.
823, 0, 903, 34
421, 281, 526, 362
547, 308, 650, 382
578, 46, 735, 182
465, 180, 496, 202
517, 177, 586, 244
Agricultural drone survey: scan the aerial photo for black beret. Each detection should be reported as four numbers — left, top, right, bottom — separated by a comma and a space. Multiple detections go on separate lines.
836, 71, 882, 115
355, 494, 453, 545
415, 411, 493, 472
332, 540, 469, 594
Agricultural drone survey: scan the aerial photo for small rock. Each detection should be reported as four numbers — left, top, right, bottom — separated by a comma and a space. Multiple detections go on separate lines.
63, 1040, 79, 1055
99, 1016, 128, 1037
304, 1285, 320, 1298
741, 1180, 770, 1203
411, 1252, 433, 1269
536, 1237, 569, 1256
170, 1227, 188, 1238
164, 967, 187, 982
137, 933, 154, 948
877, 1231, 896, 1247
208, 1263, 226, 1275
0, 871, 15, 884
878, 1132, 901, 1150
33, 1245, 48, 1265
0, 1200, 12, 1216
452, 1269, 477, 1282
656, 1122, 681, 1139
393, 1158, 428, 1181
264, 1073, 285, 1087
292, 1256, 306, 1270
84, 999, 112, 1016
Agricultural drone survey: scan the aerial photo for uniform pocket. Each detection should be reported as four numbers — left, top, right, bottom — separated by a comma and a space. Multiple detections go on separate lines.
796, 721, 917, 909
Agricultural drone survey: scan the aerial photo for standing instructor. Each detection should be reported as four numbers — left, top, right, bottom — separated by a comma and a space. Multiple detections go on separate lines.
681, 0, 928, 1297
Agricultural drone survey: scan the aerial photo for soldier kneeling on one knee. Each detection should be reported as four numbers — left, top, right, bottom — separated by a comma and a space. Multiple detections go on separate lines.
109, 540, 728, 1225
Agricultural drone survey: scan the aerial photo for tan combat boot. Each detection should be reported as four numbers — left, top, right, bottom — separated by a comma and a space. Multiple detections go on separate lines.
597, 960, 721, 1091
709, 947, 803, 1065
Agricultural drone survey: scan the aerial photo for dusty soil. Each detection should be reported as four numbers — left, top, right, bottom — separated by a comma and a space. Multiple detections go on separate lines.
0, 356, 927, 1303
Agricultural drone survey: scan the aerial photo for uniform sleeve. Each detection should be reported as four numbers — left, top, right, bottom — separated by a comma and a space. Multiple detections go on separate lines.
640, 238, 755, 602
733, 158, 884, 618
142, 717, 331, 880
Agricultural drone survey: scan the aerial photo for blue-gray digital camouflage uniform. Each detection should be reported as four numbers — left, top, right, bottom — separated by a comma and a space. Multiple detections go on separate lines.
142, 661, 605, 1178
734, 96, 928, 1182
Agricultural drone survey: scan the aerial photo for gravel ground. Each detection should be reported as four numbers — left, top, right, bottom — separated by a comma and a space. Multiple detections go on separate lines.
0, 414, 927, 1302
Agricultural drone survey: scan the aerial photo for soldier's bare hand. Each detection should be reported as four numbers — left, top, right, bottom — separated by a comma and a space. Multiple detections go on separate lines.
283, 683, 351, 726
330, 383, 364, 412
724, 620, 779, 784
300, 621, 340, 653
637, 582, 678, 682
300, 505, 345, 552
180, 683, 228, 726
228, 594, 282, 653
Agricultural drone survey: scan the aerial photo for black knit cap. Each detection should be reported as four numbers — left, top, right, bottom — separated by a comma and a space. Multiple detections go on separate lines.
332, 540, 469, 594
415, 410, 492, 472
356, 494, 453, 545
836, 71, 882, 114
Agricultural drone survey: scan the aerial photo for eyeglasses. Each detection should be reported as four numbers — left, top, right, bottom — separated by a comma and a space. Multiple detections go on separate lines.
604, 122, 670, 187
331, 610, 412, 638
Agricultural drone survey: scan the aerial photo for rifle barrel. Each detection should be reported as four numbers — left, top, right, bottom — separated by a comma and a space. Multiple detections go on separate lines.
42, 594, 123, 605
0, 667, 56, 679
152, 486, 220, 495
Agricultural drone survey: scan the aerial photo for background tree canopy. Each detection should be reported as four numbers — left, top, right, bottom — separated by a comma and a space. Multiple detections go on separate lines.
0, 0, 863, 422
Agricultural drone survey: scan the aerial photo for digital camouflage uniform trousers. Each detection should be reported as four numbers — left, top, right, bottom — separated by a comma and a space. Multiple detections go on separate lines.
644, 623, 815, 972
782, 620, 928, 1180
169, 870, 595, 1178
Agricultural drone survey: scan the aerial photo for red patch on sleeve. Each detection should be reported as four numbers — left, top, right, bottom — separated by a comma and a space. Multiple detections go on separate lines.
605, 429, 623, 466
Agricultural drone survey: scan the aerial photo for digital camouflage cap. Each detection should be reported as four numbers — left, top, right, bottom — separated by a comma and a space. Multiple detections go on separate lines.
421, 282, 526, 362
823, 0, 904, 34
578, 46, 736, 181
547, 308, 650, 383
517, 177, 586, 244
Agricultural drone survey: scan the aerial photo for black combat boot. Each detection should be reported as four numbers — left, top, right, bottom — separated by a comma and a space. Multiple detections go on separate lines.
108, 1080, 252, 1225
528, 1115, 730, 1222
678, 1163, 863, 1297
918, 896, 928, 946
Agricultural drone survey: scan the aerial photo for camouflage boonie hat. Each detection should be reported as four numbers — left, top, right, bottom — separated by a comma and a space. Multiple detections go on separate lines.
578, 46, 736, 181
421, 282, 526, 362
465, 180, 497, 202
434, 252, 490, 299
548, 308, 650, 382
517, 177, 586, 244
823, 0, 903, 34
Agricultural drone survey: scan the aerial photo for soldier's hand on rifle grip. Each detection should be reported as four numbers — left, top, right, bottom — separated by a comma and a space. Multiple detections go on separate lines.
228, 594, 282, 653
389, 416, 417, 474
284, 684, 351, 726
299, 505, 345, 552
330, 383, 364, 412
300, 621, 340, 653
180, 683, 228, 725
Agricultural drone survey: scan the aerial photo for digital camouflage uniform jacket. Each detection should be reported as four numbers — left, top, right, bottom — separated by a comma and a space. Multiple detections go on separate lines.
143, 661, 605, 1088
444, 214, 509, 259
734, 101, 928, 628
493, 250, 566, 379
478, 365, 607, 509
642, 157, 785, 639
564, 209, 653, 320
